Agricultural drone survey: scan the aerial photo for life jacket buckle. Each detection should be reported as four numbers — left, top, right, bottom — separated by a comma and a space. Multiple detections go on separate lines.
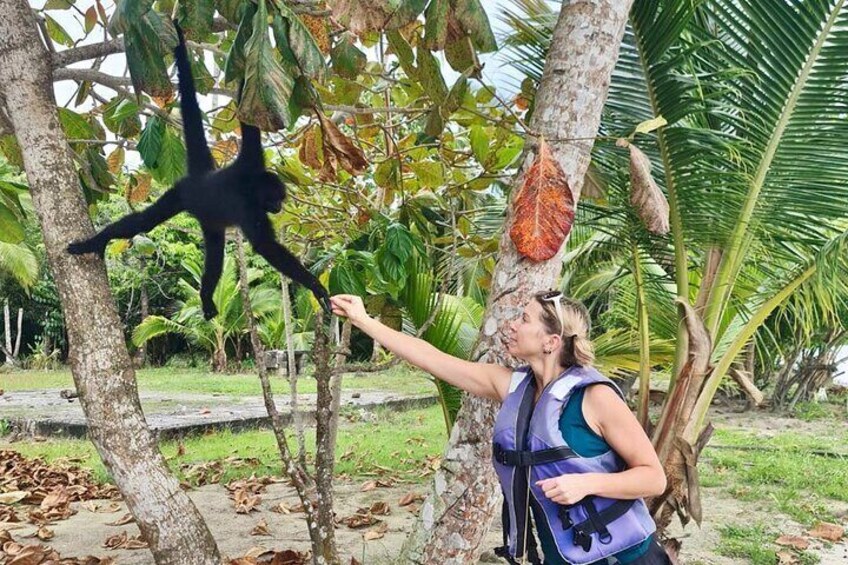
573, 528, 592, 552
557, 505, 573, 529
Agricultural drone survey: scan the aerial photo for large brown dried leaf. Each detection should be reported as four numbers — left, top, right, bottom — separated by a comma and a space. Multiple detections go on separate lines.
299, 126, 323, 171
102, 531, 148, 550
106, 513, 134, 526
509, 138, 575, 261
618, 139, 669, 235
316, 112, 368, 178
676, 298, 711, 378
398, 492, 424, 506
0, 491, 29, 505
807, 522, 844, 542
775, 534, 809, 550
327, 0, 419, 35
362, 521, 388, 541
250, 518, 271, 536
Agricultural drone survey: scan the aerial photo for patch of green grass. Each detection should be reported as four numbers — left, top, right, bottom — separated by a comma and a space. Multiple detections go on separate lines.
792, 401, 832, 421
0, 364, 435, 396
717, 522, 821, 565
2, 404, 447, 486
702, 427, 848, 526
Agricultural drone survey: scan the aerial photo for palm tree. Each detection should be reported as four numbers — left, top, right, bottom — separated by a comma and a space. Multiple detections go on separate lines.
0, 160, 37, 289
133, 255, 280, 371
501, 0, 848, 530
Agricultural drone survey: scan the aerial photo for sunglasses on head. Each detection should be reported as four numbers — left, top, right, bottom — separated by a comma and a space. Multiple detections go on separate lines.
540, 290, 568, 337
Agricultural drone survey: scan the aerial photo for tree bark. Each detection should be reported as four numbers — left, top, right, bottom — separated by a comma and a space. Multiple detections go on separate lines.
0, 3, 222, 563
399, 2, 634, 562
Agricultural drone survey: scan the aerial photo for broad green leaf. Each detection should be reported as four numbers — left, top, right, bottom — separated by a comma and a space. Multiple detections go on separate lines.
453, 0, 497, 52
238, 0, 295, 130
45, 15, 73, 47
417, 49, 447, 105
442, 71, 470, 116
137, 116, 165, 169
386, 30, 415, 77
469, 125, 489, 163
0, 182, 27, 216
132, 234, 157, 256
177, 0, 215, 39
0, 205, 24, 244
423, 0, 449, 50
58, 108, 94, 140
330, 34, 366, 80
151, 127, 186, 185
273, 1, 328, 81
374, 159, 400, 189
85, 147, 116, 192
44, 0, 73, 9
190, 49, 215, 94
124, 19, 173, 97
0, 137, 23, 169
444, 36, 476, 74
102, 98, 142, 137
329, 259, 367, 295
109, 0, 154, 35
223, 1, 256, 83
212, 100, 240, 134
217, 0, 247, 23
409, 161, 443, 188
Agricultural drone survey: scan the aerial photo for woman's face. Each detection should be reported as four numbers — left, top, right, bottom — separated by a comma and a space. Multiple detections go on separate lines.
506, 300, 550, 359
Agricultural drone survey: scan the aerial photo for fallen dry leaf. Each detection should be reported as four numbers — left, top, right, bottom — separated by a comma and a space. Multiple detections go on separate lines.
398, 492, 424, 506
775, 534, 809, 550
250, 518, 271, 536
363, 521, 388, 541
106, 513, 134, 526
0, 491, 29, 505
808, 522, 844, 542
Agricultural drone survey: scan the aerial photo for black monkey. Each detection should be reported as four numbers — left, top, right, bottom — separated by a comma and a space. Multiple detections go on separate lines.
68, 22, 331, 320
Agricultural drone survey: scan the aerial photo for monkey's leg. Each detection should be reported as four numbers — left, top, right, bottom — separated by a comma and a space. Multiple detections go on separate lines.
200, 228, 225, 320
67, 189, 183, 257
242, 217, 331, 315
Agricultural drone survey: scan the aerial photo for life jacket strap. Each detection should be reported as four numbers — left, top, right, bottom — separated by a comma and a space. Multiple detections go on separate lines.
493, 443, 577, 467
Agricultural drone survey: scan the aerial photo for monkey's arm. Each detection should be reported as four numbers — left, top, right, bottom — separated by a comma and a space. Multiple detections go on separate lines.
242, 215, 331, 314
200, 228, 225, 320
68, 189, 183, 257
173, 21, 215, 176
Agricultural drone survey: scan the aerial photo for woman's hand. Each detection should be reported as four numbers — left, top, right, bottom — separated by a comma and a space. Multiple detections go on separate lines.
329, 294, 370, 326
536, 473, 599, 506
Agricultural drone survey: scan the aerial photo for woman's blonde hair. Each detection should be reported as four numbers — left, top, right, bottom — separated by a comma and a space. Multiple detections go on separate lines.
533, 291, 595, 367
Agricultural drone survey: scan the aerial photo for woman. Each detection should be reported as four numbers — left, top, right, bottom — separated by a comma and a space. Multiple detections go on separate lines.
329, 291, 670, 565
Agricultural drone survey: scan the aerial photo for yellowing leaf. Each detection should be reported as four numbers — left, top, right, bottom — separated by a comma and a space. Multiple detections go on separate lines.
633, 115, 667, 136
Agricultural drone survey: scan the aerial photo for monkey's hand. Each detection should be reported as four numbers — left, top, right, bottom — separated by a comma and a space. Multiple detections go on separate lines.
202, 300, 219, 321
313, 286, 332, 317
67, 238, 106, 258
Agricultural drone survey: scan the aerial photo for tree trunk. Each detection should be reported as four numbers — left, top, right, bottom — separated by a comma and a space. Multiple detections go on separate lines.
0, 3, 221, 563
134, 284, 149, 367
399, 2, 633, 561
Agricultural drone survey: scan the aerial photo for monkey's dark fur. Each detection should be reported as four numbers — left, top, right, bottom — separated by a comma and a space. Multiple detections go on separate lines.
68, 22, 331, 320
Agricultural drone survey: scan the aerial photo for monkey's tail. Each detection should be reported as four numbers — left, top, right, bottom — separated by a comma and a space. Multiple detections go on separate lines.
172, 20, 214, 175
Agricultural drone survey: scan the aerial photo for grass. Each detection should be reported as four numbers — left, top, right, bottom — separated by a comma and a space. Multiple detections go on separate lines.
699, 426, 847, 564
0, 364, 436, 397
3, 404, 448, 486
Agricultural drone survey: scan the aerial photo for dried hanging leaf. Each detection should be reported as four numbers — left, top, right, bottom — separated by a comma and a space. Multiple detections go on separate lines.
298, 126, 323, 171
808, 522, 844, 542
151, 91, 176, 108
126, 172, 151, 204
617, 139, 669, 235
300, 14, 331, 54
315, 112, 368, 177
775, 535, 809, 550
105, 147, 125, 174
327, 0, 421, 35
509, 138, 575, 261
211, 139, 240, 166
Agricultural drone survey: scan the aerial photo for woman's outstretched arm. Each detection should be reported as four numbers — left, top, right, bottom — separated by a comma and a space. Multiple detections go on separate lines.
330, 294, 512, 402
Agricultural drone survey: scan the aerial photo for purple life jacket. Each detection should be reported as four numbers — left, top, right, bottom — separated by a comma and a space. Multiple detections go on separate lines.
491, 365, 656, 565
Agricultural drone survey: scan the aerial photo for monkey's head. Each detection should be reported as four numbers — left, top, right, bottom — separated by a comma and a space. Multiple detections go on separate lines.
255, 171, 286, 213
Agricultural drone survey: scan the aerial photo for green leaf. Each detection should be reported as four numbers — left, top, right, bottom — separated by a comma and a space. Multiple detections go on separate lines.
45, 15, 74, 47
177, 0, 215, 39
124, 17, 174, 97
85, 147, 116, 192
151, 127, 186, 184
329, 258, 367, 295
109, 0, 154, 35
416, 49, 447, 105
216, 0, 247, 23
238, 0, 295, 130
58, 108, 94, 140
385, 223, 414, 263
453, 0, 497, 52
44, 0, 73, 9
442, 71, 469, 116
113, 98, 140, 121
0, 137, 23, 169
423, 0, 450, 50
273, 1, 328, 81
633, 115, 667, 136
0, 205, 24, 244
386, 30, 415, 77
409, 161, 443, 188
330, 34, 367, 80
469, 125, 489, 163
189, 48, 215, 94
444, 36, 476, 73
137, 116, 165, 169
223, 1, 256, 84
374, 159, 400, 189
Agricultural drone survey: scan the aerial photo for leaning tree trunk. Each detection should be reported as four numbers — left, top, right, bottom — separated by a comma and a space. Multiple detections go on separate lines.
399, 1, 634, 562
0, 3, 221, 564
